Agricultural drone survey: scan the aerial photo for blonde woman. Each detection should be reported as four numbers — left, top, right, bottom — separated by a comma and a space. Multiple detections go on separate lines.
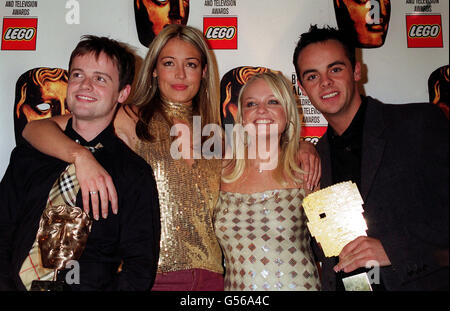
216, 71, 321, 291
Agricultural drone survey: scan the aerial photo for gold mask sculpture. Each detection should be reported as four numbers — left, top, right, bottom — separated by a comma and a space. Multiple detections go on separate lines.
37, 204, 92, 270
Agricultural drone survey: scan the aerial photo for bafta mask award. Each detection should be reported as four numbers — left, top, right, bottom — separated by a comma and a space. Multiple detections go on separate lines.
303, 181, 372, 291
30, 204, 92, 291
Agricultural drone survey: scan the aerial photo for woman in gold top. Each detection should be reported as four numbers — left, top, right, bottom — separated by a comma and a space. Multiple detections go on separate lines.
217, 71, 321, 291
128, 24, 224, 289
23, 25, 320, 290
121, 24, 224, 289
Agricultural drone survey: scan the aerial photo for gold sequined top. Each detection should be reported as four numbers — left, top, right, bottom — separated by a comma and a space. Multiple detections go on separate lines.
134, 111, 223, 274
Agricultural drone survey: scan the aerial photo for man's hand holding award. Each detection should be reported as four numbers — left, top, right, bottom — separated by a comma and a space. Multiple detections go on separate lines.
303, 181, 373, 291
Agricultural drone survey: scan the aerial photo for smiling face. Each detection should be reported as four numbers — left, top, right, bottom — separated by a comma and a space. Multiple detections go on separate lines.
334, 0, 391, 48
240, 77, 287, 140
153, 37, 205, 105
67, 52, 130, 124
220, 66, 274, 126
37, 205, 92, 270
297, 39, 361, 132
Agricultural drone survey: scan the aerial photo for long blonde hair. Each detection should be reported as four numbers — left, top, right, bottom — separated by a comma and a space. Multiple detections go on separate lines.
133, 24, 221, 141
222, 71, 304, 186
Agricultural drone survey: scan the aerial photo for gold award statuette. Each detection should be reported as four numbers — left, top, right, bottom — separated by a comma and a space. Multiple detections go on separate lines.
303, 181, 372, 291
30, 204, 92, 291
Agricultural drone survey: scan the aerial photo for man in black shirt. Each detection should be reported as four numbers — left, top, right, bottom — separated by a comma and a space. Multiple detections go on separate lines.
0, 35, 160, 290
293, 25, 448, 290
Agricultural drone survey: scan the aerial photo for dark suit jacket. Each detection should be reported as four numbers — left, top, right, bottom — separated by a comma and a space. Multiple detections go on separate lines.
315, 96, 449, 290
0, 120, 160, 291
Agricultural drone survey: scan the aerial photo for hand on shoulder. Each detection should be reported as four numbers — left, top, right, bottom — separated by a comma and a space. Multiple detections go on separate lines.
114, 104, 139, 149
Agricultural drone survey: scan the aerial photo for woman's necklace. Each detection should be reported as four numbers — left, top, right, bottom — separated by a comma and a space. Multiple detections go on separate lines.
160, 97, 193, 122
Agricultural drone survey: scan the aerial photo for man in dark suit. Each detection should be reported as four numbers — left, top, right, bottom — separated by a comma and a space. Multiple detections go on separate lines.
0, 35, 160, 290
293, 25, 448, 290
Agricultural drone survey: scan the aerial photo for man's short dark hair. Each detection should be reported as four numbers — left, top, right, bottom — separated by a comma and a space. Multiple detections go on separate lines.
293, 25, 356, 85
68, 35, 135, 91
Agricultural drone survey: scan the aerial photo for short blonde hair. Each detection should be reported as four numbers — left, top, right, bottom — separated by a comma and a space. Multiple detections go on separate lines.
223, 71, 304, 185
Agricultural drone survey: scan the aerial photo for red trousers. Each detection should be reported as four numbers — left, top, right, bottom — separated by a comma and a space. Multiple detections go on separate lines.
151, 269, 224, 291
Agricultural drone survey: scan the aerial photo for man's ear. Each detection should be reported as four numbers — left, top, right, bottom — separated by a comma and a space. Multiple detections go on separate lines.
118, 84, 132, 104
353, 62, 362, 82
297, 78, 308, 97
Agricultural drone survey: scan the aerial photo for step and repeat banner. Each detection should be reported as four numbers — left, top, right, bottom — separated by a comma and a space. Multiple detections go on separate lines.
0, 0, 448, 177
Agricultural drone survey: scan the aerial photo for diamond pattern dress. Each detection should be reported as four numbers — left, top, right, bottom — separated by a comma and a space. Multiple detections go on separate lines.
214, 188, 321, 291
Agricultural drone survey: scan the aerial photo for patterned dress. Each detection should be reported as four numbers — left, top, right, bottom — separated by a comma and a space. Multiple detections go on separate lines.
214, 188, 321, 291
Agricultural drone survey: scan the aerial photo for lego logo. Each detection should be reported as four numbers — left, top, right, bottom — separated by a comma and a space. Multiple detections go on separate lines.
409, 25, 440, 38
205, 26, 236, 40
3, 27, 36, 41
203, 17, 237, 49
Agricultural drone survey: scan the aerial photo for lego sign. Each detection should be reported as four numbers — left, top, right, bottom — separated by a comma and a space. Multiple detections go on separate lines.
2, 18, 38, 50
203, 17, 237, 50
406, 14, 443, 48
